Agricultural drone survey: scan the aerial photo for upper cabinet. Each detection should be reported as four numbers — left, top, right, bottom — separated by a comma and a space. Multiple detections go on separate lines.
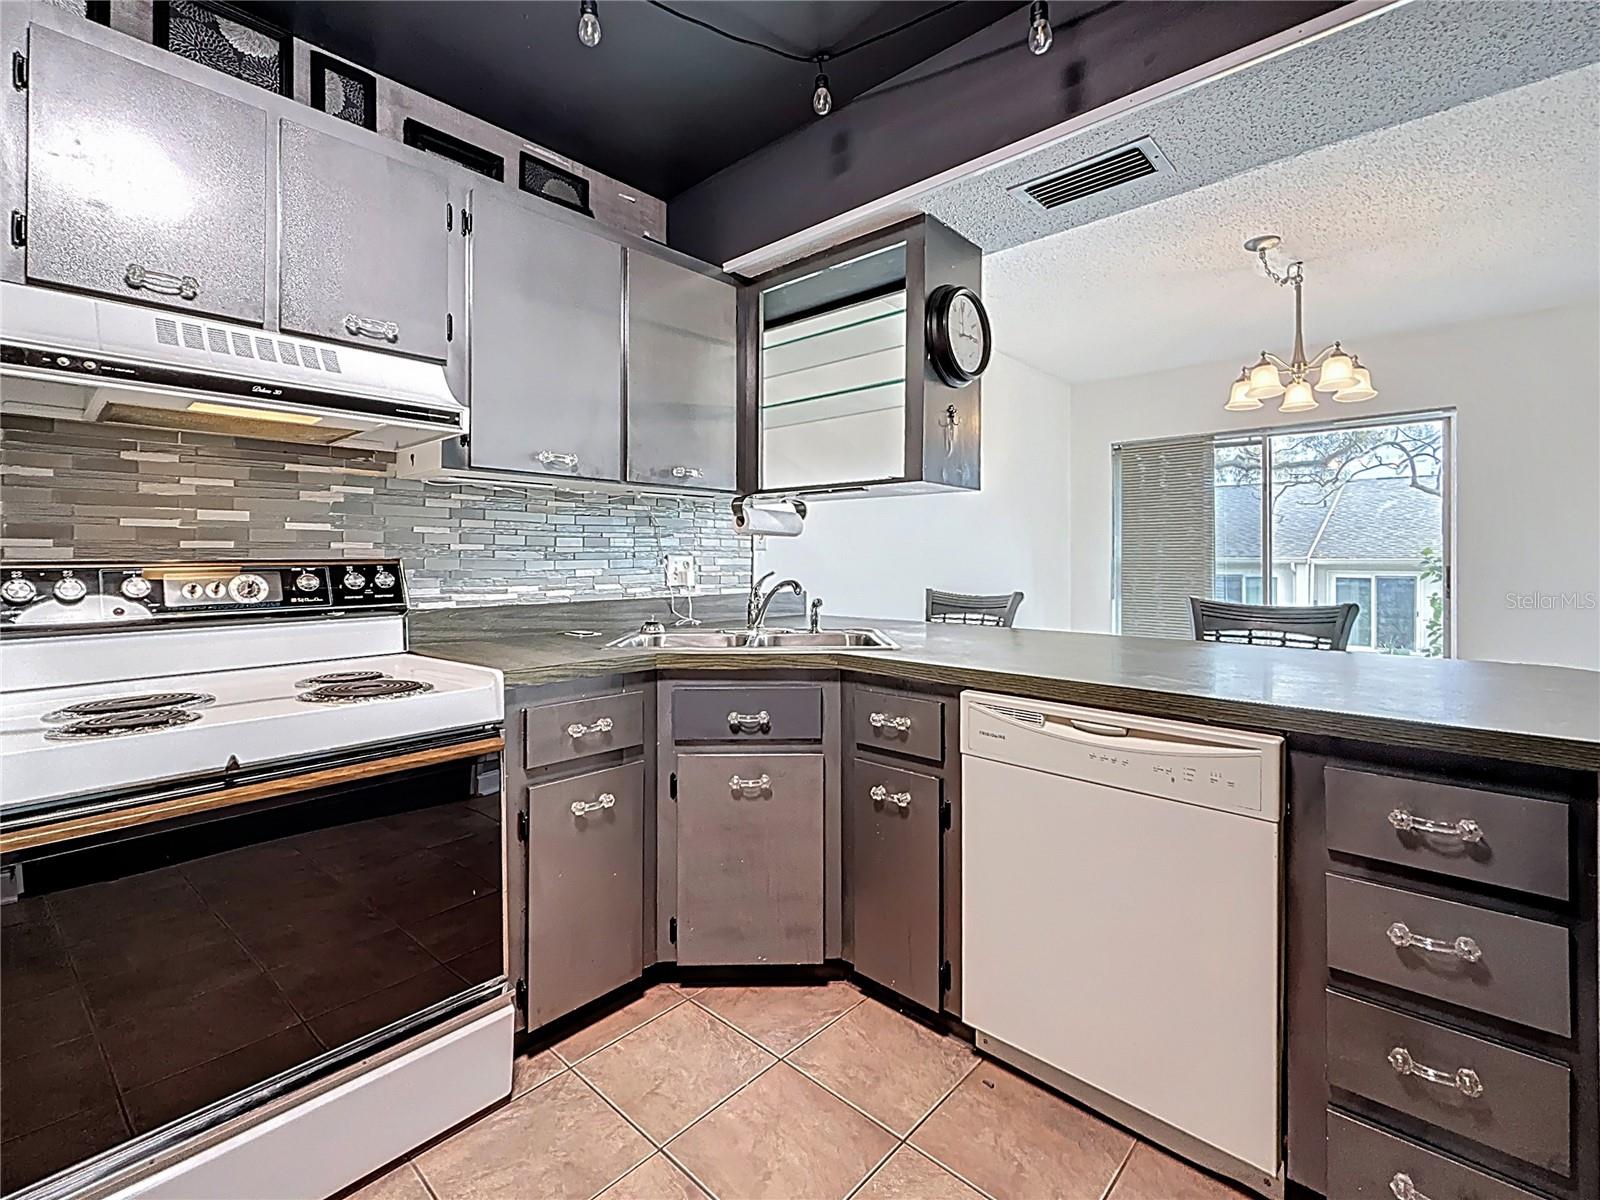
22, 24, 268, 325
277, 120, 452, 361
626, 251, 737, 491
467, 189, 623, 482
739, 216, 984, 497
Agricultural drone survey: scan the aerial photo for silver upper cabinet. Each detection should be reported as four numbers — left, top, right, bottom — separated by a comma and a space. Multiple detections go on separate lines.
22, 24, 267, 325
467, 188, 624, 482
625, 250, 737, 492
278, 119, 452, 362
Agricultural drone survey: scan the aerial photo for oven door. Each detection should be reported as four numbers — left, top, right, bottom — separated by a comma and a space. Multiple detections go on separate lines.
0, 732, 505, 1198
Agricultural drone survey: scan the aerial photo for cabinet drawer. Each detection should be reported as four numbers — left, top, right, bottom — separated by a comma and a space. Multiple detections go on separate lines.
526, 764, 645, 1027
848, 757, 942, 1009
1325, 767, 1570, 901
673, 686, 822, 742
1328, 1110, 1548, 1200
1326, 874, 1571, 1036
525, 692, 644, 768
1327, 991, 1571, 1176
852, 688, 945, 763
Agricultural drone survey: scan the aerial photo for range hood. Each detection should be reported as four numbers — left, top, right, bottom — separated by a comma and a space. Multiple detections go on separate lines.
0, 283, 465, 450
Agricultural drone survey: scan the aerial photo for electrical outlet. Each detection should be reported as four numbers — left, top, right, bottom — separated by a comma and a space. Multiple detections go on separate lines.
664, 553, 696, 590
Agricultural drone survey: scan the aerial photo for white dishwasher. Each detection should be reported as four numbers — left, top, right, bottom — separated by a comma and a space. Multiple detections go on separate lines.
961, 691, 1285, 1195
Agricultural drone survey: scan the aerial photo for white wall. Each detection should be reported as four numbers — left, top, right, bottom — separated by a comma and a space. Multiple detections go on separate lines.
1066, 302, 1600, 670
763, 352, 1072, 627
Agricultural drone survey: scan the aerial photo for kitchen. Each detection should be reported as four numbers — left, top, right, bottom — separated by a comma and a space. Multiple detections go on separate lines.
0, 2, 1596, 1200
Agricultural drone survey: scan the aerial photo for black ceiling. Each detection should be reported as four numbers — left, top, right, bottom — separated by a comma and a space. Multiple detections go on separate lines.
242, 1, 1026, 198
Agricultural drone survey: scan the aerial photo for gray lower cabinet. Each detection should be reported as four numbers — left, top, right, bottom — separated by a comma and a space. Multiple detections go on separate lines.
467, 189, 623, 481
625, 251, 736, 490
277, 119, 451, 361
526, 763, 644, 1027
846, 755, 942, 1009
675, 752, 824, 965
24, 24, 267, 324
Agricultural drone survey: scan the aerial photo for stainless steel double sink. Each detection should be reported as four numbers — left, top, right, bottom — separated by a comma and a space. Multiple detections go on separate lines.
607, 628, 898, 651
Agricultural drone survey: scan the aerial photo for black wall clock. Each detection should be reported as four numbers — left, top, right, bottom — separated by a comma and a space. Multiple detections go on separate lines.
926, 284, 991, 388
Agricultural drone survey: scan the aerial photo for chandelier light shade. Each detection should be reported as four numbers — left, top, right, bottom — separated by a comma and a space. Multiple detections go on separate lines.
1226, 236, 1375, 413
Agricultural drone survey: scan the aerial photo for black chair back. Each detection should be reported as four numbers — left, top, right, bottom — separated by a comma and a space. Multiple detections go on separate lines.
1188, 597, 1359, 650
926, 589, 1024, 628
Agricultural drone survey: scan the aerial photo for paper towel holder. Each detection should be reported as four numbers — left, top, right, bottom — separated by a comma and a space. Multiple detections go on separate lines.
732, 495, 808, 537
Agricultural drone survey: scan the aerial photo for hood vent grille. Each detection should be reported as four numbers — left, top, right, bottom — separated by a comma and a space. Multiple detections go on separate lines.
1010, 137, 1172, 213
142, 313, 345, 374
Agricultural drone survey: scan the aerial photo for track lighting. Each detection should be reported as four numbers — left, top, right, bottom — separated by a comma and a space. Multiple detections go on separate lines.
812, 60, 832, 117
1028, 0, 1052, 55
577, 0, 601, 48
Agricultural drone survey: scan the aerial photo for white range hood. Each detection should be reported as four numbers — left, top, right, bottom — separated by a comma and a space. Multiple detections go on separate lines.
0, 283, 465, 450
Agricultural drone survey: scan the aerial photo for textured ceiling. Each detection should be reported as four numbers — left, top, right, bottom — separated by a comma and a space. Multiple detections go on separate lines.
983, 64, 1600, 383
921, 0, 1600, 255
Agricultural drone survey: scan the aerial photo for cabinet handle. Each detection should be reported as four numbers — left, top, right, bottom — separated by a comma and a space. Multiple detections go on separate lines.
670, 466, 704, 479
870, 784, 912, 809
1386, 921, 1482, 963
729, 773, 771, 792
125, 263, 198, 300
570, 792, 616, 817
869, 712, 913, 732
343, 313, 400, 342
1387, 809, 1483, 843
536, 451, 580, 469
1387, 1046, 1483, 1098
1388, 1174, 1433, 1200
727, 710, 771, 734
565, 717, 614, 739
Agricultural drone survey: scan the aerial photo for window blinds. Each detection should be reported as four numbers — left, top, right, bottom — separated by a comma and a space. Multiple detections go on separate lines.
1115, 436, 1216, 638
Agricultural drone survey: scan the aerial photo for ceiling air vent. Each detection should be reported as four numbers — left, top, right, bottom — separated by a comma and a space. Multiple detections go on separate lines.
1009, 137, 1172, 213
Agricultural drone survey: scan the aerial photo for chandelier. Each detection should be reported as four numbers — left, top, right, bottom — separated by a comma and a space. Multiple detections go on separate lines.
1226, 235, 1376, 413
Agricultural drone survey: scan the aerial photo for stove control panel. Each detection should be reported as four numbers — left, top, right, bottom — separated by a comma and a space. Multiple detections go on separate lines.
0, 561, 407, 629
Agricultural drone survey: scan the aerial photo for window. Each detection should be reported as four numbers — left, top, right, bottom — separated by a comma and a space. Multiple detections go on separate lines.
1115, 412, 1452, 655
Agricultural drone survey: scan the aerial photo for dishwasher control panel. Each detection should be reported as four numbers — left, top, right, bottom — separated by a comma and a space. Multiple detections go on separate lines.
960, 693, 1283, 819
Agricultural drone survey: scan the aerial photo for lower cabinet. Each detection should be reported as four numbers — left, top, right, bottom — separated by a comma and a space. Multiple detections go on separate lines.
675, 752, 824, 965
527, 763, 644, 1027
846, 755, 943, 1009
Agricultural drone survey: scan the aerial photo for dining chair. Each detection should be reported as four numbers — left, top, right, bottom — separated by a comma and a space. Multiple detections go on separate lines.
1188, 597, 1359, 650
925, 589, 1025, 628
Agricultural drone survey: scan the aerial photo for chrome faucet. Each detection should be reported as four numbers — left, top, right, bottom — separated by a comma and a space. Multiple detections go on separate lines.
747, 571, 803, 632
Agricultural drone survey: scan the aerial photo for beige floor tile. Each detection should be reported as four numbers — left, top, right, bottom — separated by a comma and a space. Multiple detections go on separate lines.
692, 982, 862, 1054
667, 1062, 895, 1200
597, 1153, 709, 1200
554, 985, 688, 1065
853, 1147, 985, 1200
348, 1162, 432, 1200
511, 1049, 564, 1097
1107, 1142, 1252, 1200
578, 1001, 776, 1142
416, 1072, 651, 1200
910, 1062, 1134, 1200
788, 1000, 977, 1134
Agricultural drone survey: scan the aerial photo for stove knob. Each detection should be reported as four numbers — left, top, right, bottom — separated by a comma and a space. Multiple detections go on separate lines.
180, 582, 205, 600
119, 575, 152, 600
229, 573, 269, 603
205, 581, 228, 600
372, 568, 396, 590
0, 578, 37, 605
295, 571, 321, 592
53, 577, 89, 603
343, 570, 367, 590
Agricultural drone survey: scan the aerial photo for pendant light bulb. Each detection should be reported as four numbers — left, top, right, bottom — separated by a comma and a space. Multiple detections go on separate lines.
1028, 0, 1053, 55
812, 67, 832, 116
577, 0, 601, 48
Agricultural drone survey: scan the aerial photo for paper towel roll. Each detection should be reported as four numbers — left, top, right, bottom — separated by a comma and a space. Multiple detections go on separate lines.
732, 497, 806, 538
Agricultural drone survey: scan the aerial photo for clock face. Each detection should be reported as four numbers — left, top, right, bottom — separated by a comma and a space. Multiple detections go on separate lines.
949, 293, 987, 373
926, 285, 991, 387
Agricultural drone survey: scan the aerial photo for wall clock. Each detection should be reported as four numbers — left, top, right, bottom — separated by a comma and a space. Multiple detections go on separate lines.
926, 284, 991, 388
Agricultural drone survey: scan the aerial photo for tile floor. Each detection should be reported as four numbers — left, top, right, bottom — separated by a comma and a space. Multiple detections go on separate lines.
351, 982, 1252, 1200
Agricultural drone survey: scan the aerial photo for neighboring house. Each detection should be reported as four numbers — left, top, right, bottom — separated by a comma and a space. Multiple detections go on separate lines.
1214, 477, 1444, 653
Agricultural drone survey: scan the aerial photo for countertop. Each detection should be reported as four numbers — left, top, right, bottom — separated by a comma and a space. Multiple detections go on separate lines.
410, 598, 1600, 771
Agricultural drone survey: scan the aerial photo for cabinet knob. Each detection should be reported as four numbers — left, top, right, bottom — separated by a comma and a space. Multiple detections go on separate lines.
1388, 1173, 1433, 1200
869, 712, 913, 732
870, 785, 912, 809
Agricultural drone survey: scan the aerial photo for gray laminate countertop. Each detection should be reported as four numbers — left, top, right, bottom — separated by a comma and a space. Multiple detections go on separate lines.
410, 598, 1600, 771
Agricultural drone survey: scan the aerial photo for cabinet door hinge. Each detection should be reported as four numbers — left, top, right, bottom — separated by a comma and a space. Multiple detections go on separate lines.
939, 960, 952, 994
446, 202, 453, 232
11, 51, 27, 91
515, 810, 529, 841
9, 210, 24, 248
939, 797, 952, 830
514, 978, 527, 1011
462, 208, 472, 236
668, 917, 677, 944
446, 312, 453, 342
669, 771, 677, 800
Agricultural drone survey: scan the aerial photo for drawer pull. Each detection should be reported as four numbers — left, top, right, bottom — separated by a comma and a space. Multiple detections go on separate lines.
729, 773, 771, 792
343, 313, 400, 342
565, 717, 614, 739
570, 792, 616, 818
125, 262, 199, 300
536, 451, 580, 469
1388, 1174, 1433, 1200
1387, 921, 1483, 963
869, 711, 913, 731
1387, 809, 1484, 843
870, 785, 912, 809
727, 710, 771, 734
1387, 1046, 1484, 1097
670, 466, 704, 479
